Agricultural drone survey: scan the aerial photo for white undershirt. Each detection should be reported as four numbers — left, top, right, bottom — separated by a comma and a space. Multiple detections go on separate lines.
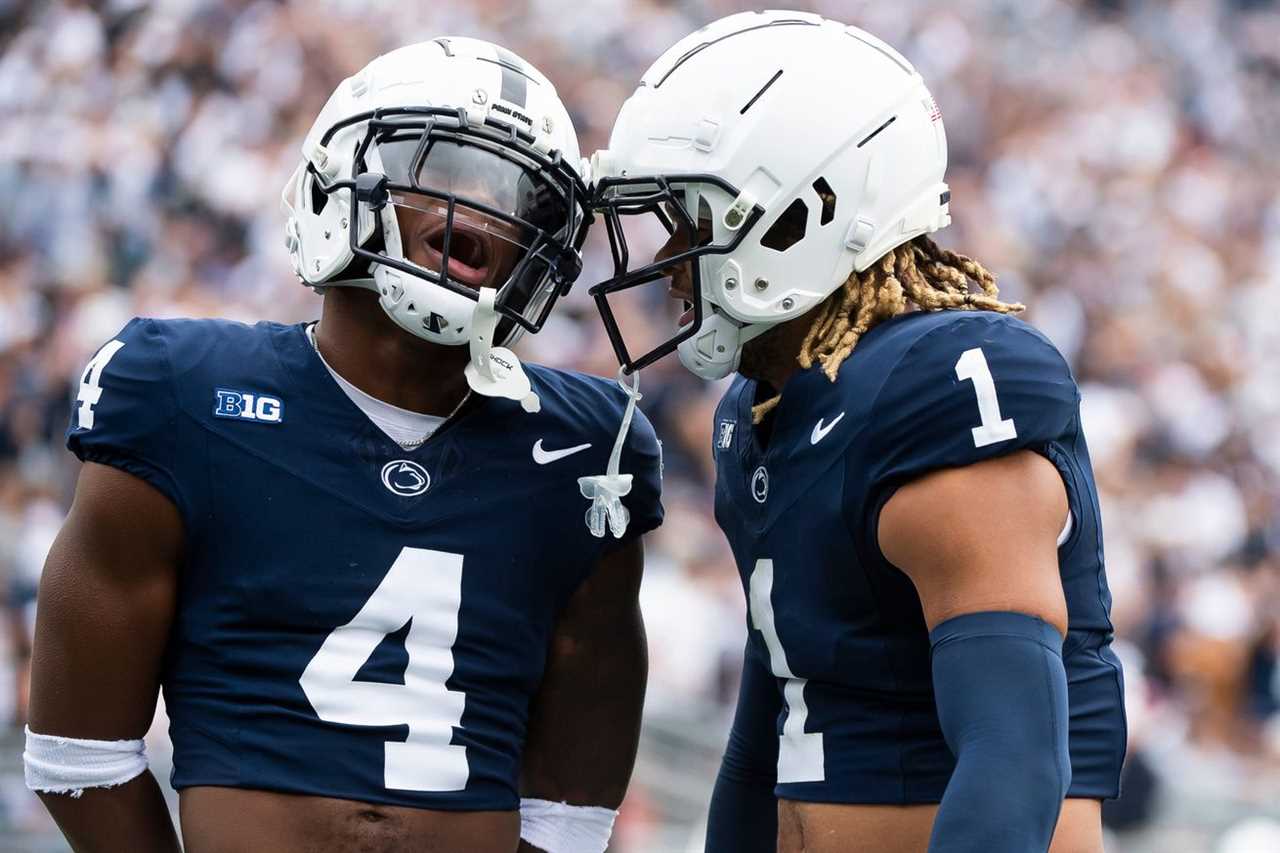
307, 325, 444, 450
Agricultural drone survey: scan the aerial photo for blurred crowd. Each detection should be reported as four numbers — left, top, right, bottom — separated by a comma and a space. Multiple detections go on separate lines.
1, 0, 1279, 850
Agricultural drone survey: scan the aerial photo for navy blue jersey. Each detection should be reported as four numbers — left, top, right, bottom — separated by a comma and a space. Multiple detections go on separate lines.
713, 310, 1124, 804
66, 317, 663, 811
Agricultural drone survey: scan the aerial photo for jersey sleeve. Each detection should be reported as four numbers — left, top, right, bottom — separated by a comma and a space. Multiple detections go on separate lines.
66, 317, 186, 513
862, 314, 1079, 513
618, 405, 664, 542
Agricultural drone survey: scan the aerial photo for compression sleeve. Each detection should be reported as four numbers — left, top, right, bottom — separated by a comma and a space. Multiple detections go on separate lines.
705, 641, 780, 853
928, 611, 1071, 853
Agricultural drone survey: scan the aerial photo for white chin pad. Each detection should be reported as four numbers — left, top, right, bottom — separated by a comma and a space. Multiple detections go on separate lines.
375, 264, 474, 346
24, 727, 147, 798
677, 308, 767, 380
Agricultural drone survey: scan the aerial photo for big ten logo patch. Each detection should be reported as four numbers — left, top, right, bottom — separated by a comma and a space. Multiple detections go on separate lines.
717, 420, 736, 451
213, 388, 284, 424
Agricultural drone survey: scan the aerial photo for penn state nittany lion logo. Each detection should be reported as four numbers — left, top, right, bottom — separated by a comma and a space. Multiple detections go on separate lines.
751, 465, 769, 504
380, 460, 431, 497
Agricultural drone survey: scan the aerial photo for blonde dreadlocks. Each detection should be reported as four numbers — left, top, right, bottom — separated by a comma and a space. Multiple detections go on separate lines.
752, 235, 1023, 422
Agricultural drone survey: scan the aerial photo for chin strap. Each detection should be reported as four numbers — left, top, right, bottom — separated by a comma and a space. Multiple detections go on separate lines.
464, 287, 540, 413
578, 368, 641, 539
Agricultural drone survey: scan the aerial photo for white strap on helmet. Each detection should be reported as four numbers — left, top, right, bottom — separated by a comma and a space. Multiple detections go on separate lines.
519, 798, 618, 853
24, 727, 147, 798
464, 287, 541, 413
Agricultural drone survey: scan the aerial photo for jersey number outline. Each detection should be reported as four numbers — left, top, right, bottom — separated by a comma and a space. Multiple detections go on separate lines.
76, 340, 126, 430
748, 558, 825, 783
954, 347, 1017, 448
299, 547, 469, 792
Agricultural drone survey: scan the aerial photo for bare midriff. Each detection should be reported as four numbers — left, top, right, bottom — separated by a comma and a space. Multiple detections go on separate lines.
179, 786, 519, 853
776, 797, 1103, 853
778, 800, 937, 853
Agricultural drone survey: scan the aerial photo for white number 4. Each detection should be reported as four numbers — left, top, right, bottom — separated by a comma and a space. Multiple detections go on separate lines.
954, 347, 1017, 448
76, 340, 126, 430
300, 547, 469, 792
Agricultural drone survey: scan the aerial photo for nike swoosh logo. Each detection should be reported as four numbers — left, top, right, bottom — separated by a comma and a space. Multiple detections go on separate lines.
532, 439, 593, 465
810, 412, 846, 445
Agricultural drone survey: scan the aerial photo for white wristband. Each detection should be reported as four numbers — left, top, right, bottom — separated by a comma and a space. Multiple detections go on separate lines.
23, 727, 147, 798
519, 797, 618, 853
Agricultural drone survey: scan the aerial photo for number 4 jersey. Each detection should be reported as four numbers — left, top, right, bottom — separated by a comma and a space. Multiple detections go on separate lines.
66, 317, 663, 810
712, 309, 1125, 804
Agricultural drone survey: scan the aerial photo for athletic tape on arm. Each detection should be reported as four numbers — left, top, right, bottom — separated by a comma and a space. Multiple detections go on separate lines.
519, 798, 618, 853
24, 727, 148, 798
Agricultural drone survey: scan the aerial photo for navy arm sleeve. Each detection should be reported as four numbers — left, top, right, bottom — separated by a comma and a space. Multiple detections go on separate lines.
65, 318, 187, 516
928, 612, 1071, 853
705, 640, 780, 853
861, 313, 1079, 530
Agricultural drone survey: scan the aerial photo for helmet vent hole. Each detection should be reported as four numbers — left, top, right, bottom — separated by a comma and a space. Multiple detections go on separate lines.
740, 69, 784, 115
857, 115, 897, 149
813, 178, 837, 226
310, 177, 329, 215
760, 198, 807, 252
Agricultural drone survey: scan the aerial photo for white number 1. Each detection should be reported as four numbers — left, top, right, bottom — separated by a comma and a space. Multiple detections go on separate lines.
300, 547, 469, 791
954, 347, 1017, 448
748, 559, 825, 783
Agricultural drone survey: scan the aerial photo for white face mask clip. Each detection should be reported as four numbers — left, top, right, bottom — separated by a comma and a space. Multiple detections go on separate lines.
464, 287, 541, 413
577, 369, 641, 539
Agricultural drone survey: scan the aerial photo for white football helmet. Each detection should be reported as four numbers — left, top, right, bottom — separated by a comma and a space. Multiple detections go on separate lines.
588, 10, 952, 379
283, 38, 591, 349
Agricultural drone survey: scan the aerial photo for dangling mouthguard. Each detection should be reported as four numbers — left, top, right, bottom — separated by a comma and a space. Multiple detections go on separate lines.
578, 369, 641, 539
466, 287, 640, 539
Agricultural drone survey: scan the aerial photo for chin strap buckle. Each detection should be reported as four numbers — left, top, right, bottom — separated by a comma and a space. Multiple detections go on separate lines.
578, 369, 641, 539
464, 288, 540, 413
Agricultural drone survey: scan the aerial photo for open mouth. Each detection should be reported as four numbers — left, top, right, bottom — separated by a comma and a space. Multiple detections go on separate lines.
668, 285, 696, 328
422, 222, 492, 287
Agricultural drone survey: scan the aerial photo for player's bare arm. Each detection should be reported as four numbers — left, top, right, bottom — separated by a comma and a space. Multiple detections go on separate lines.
28, 461, 184, 853
879, 450, 1069, 635
518, 538, 647, 852
880, 451, 1091, 853
880, 452, 1103, 853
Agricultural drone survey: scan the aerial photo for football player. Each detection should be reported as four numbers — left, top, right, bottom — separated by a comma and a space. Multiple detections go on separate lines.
25, 40, 662, 853
587, 11, 1124, 853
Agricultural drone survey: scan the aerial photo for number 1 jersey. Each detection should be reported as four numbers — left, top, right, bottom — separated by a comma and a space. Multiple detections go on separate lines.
712, 309, 1124, 803
66, 317, 664, 810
